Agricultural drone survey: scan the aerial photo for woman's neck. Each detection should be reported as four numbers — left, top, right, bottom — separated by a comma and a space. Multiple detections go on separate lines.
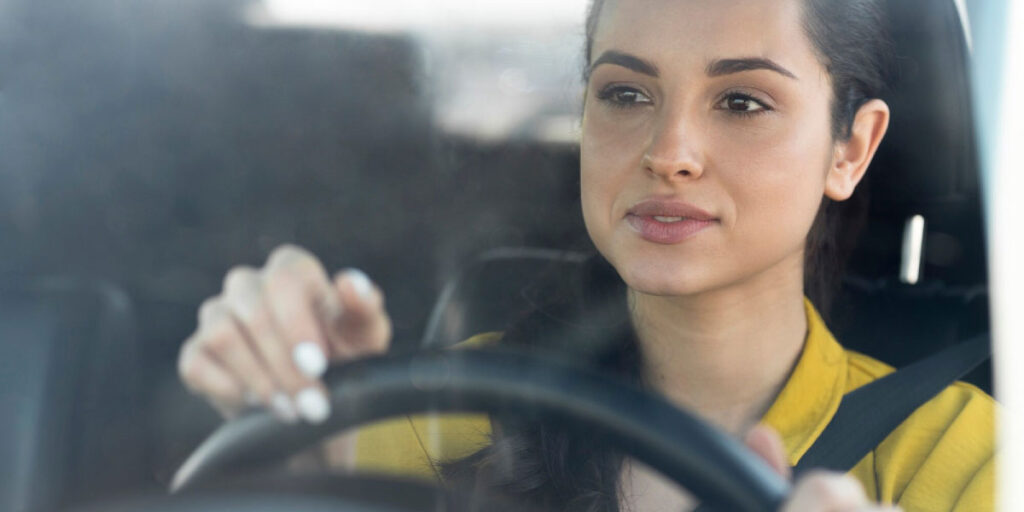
628, 256, 808, 436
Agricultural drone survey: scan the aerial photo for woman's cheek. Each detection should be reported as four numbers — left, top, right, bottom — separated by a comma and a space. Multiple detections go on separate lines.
582, 107, 652, 168
580, 111, 650, 223
715, 127, 829, 265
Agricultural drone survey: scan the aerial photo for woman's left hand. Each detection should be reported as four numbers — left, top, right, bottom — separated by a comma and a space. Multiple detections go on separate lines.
744, 425, 902, 512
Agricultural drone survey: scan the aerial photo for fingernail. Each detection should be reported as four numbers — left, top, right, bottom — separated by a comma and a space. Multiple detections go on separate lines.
293, 341, 327, 378
270, 392, 298, 424
344, 268, 374, 301
295, 387, 331, 424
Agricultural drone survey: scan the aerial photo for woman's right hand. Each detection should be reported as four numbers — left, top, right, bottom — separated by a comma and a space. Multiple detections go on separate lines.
745, 425, 901, 512
177, 245, 392, 424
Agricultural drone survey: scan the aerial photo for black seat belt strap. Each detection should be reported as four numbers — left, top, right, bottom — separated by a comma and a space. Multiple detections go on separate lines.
793, 333, 991, 476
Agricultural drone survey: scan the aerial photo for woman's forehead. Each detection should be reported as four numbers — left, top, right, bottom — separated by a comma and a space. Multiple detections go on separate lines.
591, 0, 822, 78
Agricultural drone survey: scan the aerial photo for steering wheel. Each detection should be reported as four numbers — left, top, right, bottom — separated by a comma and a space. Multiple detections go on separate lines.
161, 348, 789, 512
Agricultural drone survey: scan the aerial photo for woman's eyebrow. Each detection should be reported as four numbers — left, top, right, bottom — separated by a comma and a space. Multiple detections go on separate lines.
705, 57, 799, 80
588, 52, 798, 81
588, 50, 660, 78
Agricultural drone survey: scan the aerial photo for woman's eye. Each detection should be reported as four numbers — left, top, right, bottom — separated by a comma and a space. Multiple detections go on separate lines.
718, 93, 770, 115
596, 86, 653, 108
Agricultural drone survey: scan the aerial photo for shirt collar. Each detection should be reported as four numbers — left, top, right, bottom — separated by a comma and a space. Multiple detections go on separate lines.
760, 299, 848, 466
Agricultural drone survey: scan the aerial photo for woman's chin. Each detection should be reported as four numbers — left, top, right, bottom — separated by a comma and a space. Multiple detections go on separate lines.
614, 261, 718, 298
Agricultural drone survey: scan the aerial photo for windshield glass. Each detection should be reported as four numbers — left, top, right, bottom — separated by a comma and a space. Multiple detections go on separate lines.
0, 1, 1005, 511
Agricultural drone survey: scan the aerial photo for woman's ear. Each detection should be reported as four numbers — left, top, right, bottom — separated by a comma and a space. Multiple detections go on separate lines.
825, 99, 890, 201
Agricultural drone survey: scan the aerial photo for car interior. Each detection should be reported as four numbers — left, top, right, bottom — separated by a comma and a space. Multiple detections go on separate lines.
0, 0, 993, 511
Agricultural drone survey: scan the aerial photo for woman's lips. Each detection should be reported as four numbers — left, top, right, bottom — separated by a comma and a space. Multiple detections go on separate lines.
626, 214, 716, 244
625, 199, 718, 244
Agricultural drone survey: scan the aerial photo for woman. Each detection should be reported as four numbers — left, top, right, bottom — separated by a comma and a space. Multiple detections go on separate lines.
177, 0, 995, 510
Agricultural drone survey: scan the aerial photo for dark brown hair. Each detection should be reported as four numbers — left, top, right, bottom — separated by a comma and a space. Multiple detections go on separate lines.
441, 1, 895, 510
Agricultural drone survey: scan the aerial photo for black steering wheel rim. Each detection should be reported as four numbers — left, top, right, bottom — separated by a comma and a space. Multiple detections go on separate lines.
171, 348, 790, 511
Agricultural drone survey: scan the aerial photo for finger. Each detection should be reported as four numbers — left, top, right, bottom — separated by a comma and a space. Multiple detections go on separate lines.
218, 272, 284, 397
223, 267, 309, 385
178, 336, 246, 416
329, 268, 392, 357
225, 279, 318, 390
264, 245, 337, 361
781, 471, 869, 512
199, 300, 300, 422
262, 246, 334, 423
744, 424, 791, 479
220, 271, 302, 422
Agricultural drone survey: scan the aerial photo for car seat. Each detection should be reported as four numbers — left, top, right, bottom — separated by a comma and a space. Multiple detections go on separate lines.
0, 277, 144, 512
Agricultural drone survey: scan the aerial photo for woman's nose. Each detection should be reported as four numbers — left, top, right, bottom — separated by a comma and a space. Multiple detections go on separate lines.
641, 112, 705, 180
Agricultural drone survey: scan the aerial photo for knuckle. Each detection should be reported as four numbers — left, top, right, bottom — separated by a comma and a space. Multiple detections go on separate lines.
295, 256, 327, 281
225, 290, 267, 327
202, 324, 238, 357
799, 472, 836, 498
833, 473, 861, 492
197, 302, 240, 346
180, 366, 205, 393
179, 365, 200, 390
178, 345, 202, 386
804, 473, 855, 503
265, 276, 327, 311
267, 244, 316, 272
198, 297, 224, 324
264, 259, 325, 295
260, 264, 296, 293
223, 266, 259, 295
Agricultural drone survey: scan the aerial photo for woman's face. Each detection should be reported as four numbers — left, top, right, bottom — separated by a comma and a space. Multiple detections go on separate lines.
581, 0, 840, 297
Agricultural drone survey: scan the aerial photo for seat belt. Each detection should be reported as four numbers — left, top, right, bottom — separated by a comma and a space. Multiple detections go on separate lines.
692, 335, 990, 512
792, 333, 991, 475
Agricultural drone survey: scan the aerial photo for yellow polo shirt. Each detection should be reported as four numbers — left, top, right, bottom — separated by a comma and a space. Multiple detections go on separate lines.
354, 301, 997, 510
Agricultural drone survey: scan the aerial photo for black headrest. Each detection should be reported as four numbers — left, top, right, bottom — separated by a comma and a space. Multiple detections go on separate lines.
848, 0, 985, 286
828, 0, 990, 391
875, 0, 977, 210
